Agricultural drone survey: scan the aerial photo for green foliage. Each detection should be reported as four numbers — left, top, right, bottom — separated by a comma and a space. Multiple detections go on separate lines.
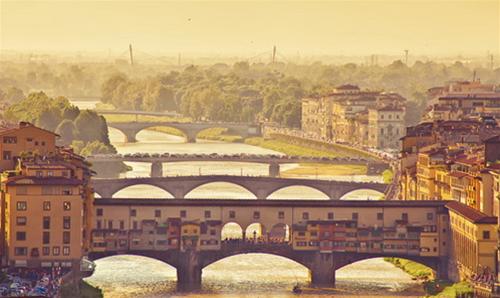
56, 119, 77, 145
245, 137, 344, 158
382, 169, 394, 183
78, 140, 116, 157
74, 110, 109, 144
384, 257, 433, 279
425, 281, 473, 297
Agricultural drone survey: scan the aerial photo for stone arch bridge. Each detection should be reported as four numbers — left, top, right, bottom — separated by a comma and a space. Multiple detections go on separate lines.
107, 121, 261, 143
92, 175, 388, 199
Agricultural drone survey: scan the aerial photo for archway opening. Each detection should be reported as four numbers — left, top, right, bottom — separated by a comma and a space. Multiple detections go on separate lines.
107, 127, 127, 144
185, 182, 256, 199
340, 189, 385, 200
195, 127, 243, 143
335, 257, 433, 294
112, 184, 174, 199
267, 185, 329, 200
202, 253, 309, 290
221, 222, 244, 240
84, 254, 177, 297
94, 193, 102, 198
245, 223, 266, 242
136, 126, 186, 143
269, 223, 290, 243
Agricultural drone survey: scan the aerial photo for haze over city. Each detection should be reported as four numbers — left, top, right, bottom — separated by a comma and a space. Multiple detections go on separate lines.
1, 0, 499, 57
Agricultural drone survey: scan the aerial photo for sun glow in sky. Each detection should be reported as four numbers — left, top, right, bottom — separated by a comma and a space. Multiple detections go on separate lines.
0, 0, 499, 56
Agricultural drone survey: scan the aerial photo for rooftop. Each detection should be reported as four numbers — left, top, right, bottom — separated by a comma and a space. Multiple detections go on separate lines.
446, 201, 497, 224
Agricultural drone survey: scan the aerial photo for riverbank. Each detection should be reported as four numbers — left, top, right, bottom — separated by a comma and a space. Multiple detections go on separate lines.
384, 258, 474, 297
102, 114, 190, 123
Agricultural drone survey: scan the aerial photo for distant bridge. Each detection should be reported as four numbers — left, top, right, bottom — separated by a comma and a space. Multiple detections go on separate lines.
91, 175, 388, 199
87, 153, 388, 177
106, 121, 261, 143
96, 110, 180, 117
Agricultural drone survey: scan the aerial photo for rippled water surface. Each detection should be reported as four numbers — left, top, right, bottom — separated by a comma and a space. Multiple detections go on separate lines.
71, 102, 423, 297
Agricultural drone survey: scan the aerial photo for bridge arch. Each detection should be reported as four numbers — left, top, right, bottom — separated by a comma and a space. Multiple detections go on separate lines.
269, 223, 290, 242
112, 184, 175, 198
221, 222, 244, 239
245, 223, 267, 240
201, 252, 312, 271
339, 188, 385, 200
88, 252, 179, 271
267, 185, 330, 200
184, 181, 257, 199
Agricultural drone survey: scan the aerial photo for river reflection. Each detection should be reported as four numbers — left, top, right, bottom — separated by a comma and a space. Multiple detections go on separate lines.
74, 104, 423, 297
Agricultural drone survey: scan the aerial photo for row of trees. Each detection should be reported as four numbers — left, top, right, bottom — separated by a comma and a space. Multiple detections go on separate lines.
101, 60, 500, 127
3, 92, 115, 156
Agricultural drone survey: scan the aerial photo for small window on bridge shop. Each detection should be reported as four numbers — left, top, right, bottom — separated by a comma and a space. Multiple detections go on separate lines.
210, 229, 216, 236
402, 213, 408, 221
14, 247, 27, 256
63, 247, 70, 256
16, 201, 27, 211
133, 221, 138, 230
302, 212, 309, 220
253, 211, 260, 219
120, 221, 125, 230
130, 209, 137, 217
427, 213, 434, 220
278, 211, 285, 219
53, 247, 60, 256
43, 232, 50, 244
96, 220, 102, 229
377, 213, 383, 220
16, 232, 26, 241
352, 213, 358, 220
63, 217, 71, 229
63, 231, 71, 244
328, 212, 334, 220
204, 210, 211, 218
180, 210, 187, 218
155, 210, 161, 218
63, 201, 71, 211
96, 208, 103, 216
310, 231, 318, 237
108, 220, 113, 230
229, 211, 236, 219
42, 247, 50, 256
483, 231, 491, 239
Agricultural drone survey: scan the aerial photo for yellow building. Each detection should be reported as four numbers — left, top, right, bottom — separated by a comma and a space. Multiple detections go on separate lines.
0, 154, 94, 269
447, 201, 497, 281
181, 221, 200, 251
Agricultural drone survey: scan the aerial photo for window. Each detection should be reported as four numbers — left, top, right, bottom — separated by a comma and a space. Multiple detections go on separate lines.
43, 201, 51, 211
63, 231, 71, 244
328, 212, 334, 220
133, 221, 138, 230
483, 231, 490, 239
427, 213, 434, 220
2, 151, 11, 160
302, 212, 309, 220
16, 232, 26, 241
62, 187, 71, 195
210, 229, 216, 236
52, 247, 60, 256
27, 138, 33, 142
63, 201, 71, 211
96, 220, 102, 229
377, 213, 383, 220
96, 208, 103, 216
130, 209, 137, 216
14, 247, 27, 256
119, 220, 125, 230
16, 201, 27, 211
3, 136, 17, 144
42, 247, 50, 256
43, 217, 50, 229
253, 211, 260, 219
16, 217, 27, 226
278, 211, 285, 219
402, 213, 408, 221
63, 216, 71, 229
229, 210, 236, 218
36, 171, 43, 177
155, 210, 161, 217
352, 213, 358, 220
107, 220, 113, 230
43, 232, 50, 244
204, 210, 211, 218
47, 171, 53, 177
63, 247, 70, 256
41, 141, 46, 146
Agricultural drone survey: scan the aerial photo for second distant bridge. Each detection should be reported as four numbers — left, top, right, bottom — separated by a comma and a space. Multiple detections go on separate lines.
87, 154, 389, 177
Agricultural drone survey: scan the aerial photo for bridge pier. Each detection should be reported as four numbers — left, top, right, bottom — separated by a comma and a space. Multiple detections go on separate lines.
309, 252, 336, 286
150, 161, 163, 178
269, 162, 280, 177
177, 250, 202, 291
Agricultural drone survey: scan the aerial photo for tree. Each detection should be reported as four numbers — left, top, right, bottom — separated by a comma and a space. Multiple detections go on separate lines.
55, 119, 77, 145
36, 107, 62, 131
74, 110, 107, 143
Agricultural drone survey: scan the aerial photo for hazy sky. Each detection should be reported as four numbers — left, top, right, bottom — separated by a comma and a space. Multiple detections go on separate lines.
1, 0, 499, 56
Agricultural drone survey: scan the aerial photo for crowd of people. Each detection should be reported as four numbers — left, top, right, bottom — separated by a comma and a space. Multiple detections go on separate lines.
0, 267, 68, 297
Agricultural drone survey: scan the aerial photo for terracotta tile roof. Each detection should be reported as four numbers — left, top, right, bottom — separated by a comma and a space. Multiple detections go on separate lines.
446, 201, 497, 224
448, 171, 469, 178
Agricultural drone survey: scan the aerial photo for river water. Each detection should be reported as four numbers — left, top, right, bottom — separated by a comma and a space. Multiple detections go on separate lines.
71, 100, 425, 297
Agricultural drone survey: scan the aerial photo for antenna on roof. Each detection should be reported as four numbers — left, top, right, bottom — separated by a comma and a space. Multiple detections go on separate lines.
472, 70, 476, 82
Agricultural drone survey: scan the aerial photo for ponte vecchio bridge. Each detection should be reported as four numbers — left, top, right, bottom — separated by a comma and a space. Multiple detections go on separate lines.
92, 175, 388, 199
87, 153, 389, 177
88, 199, 450, 290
